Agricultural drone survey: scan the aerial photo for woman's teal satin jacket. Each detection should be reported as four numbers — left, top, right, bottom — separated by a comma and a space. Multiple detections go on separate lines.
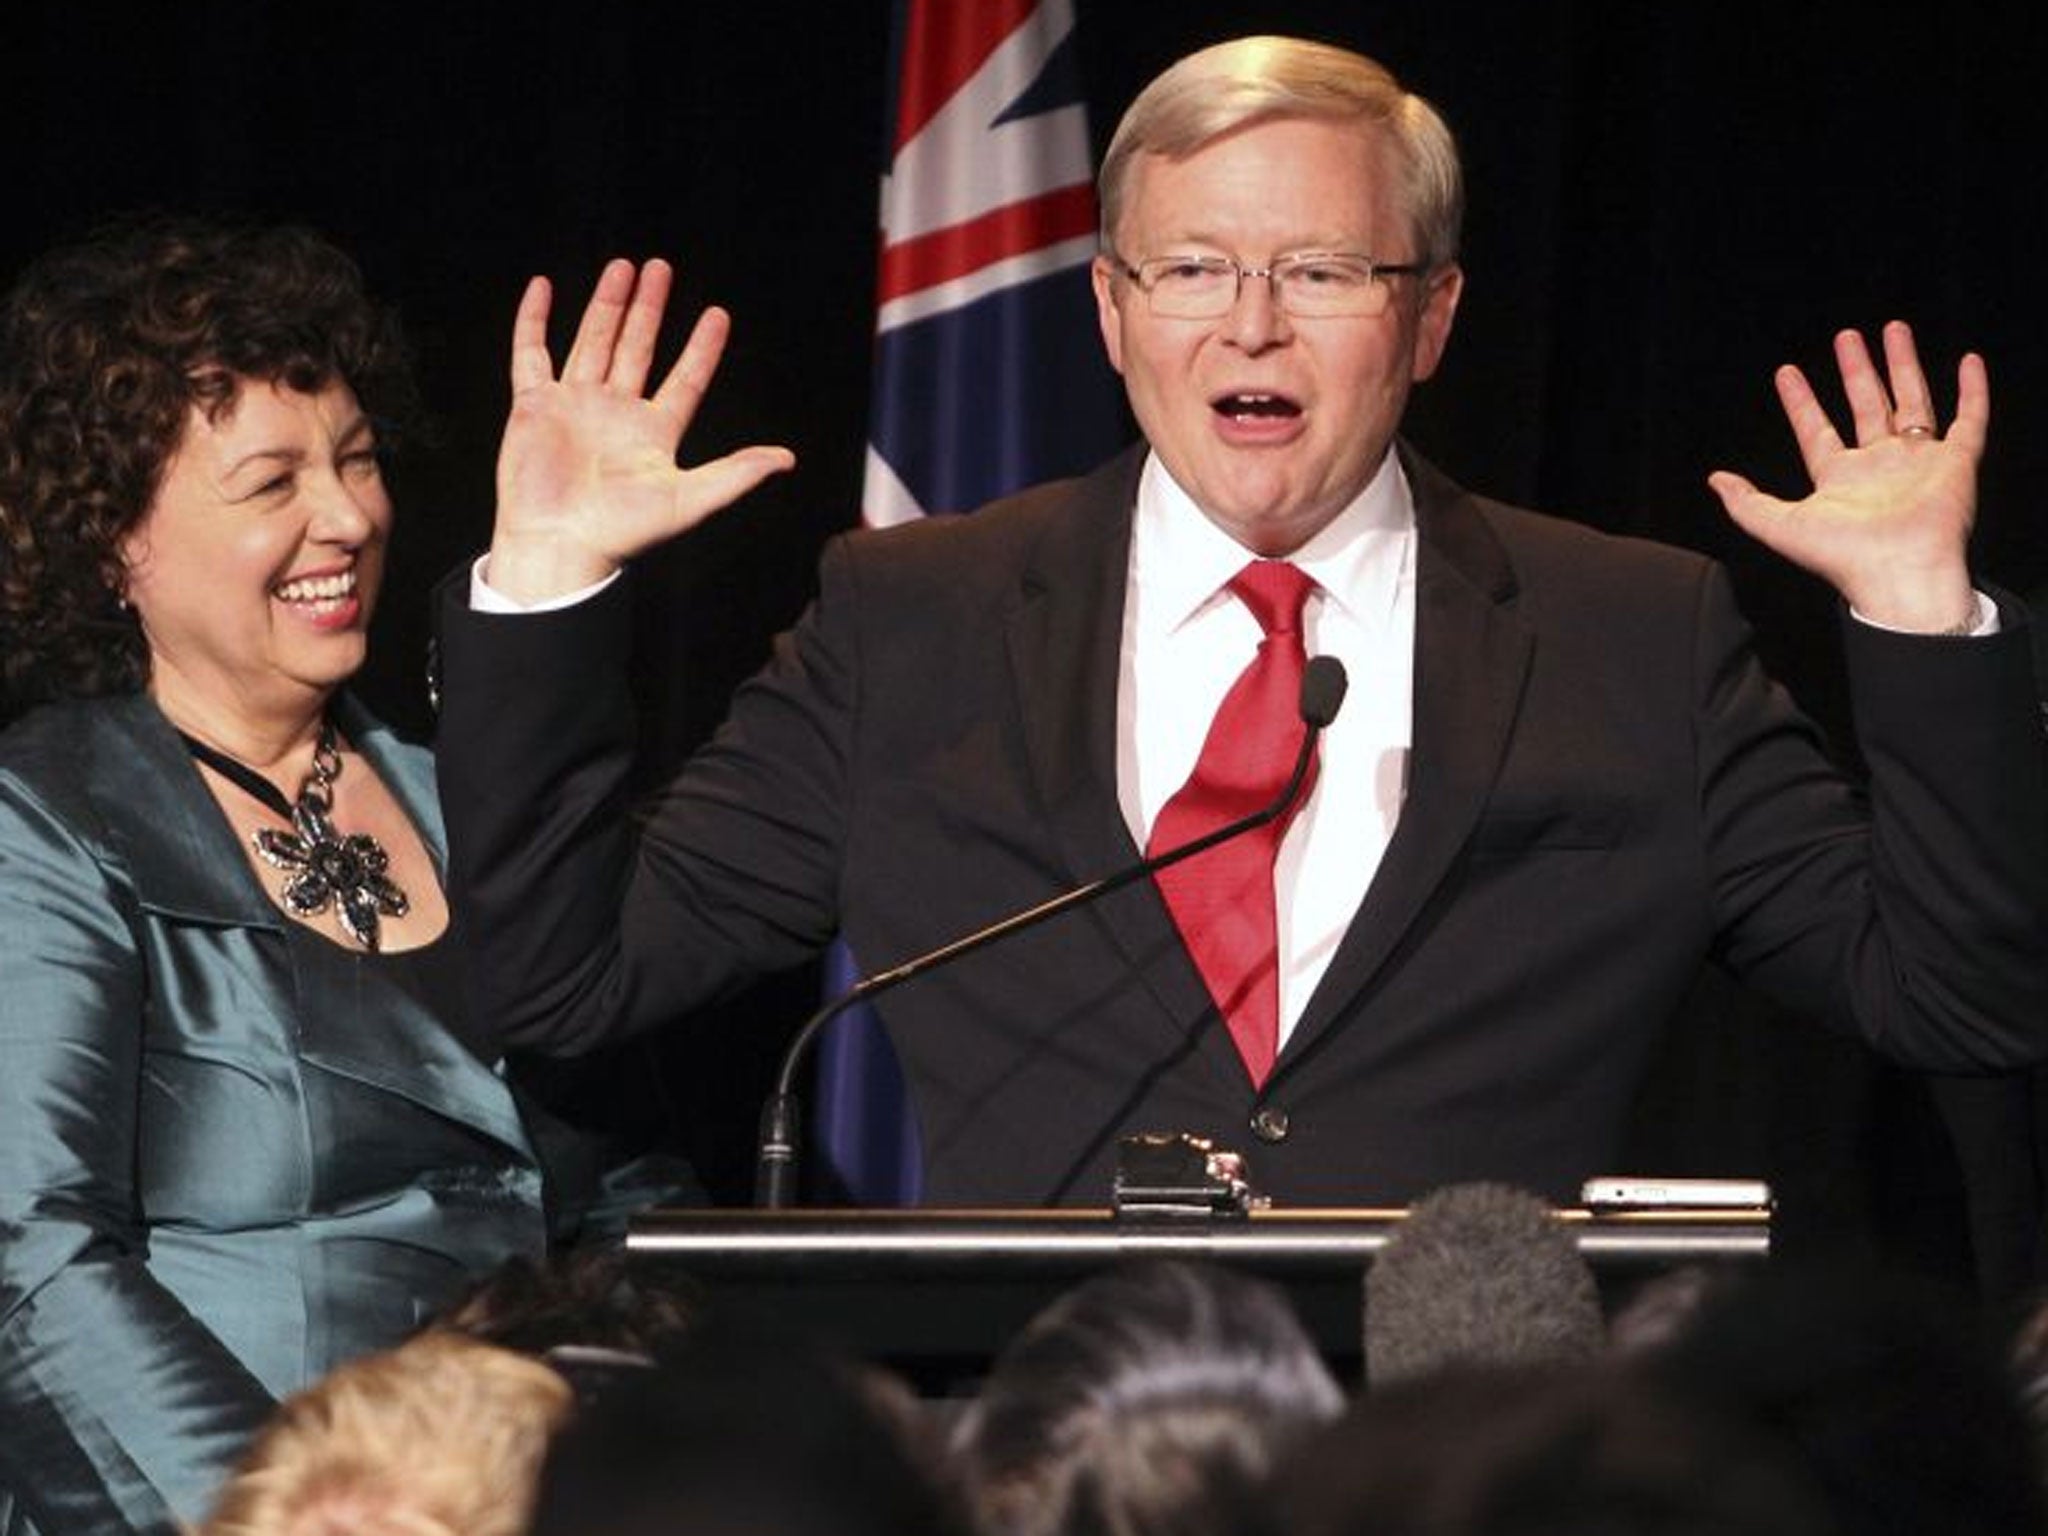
0, 692, 548, 1534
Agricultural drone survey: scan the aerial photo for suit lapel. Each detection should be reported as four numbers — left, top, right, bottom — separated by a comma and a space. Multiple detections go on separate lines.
1003, 450, 1258, 1091
1282, 450, 1535, 1062
1006, 450, 1142, 884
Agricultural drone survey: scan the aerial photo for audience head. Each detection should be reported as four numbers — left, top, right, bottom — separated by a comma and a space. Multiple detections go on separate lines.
1281, 1363, 1837, 1536
433, 1247, 697, 1400
1365, 1181, 1606, 1388
951, 1258, 1343, 1536
197, 1328, 572, 1536
1648, 1265, 2045, 1536
528, 1320, 963, 1536
0, 214, 415, 715
1097, 36, 1463, 270
2007, 1283, 2048, 1467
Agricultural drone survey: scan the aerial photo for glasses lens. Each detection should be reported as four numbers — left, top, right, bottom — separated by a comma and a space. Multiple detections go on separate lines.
1140, 258, 1236, 318
1275, 256, 1386, 317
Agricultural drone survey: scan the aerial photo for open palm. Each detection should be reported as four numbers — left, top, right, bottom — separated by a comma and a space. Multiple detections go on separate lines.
1709, 321, 1985, 632
490, 258, 795, 603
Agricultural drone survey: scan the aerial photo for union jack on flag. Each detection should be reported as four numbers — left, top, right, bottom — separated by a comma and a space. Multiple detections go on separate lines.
863, 0, 1127, 526
814, 0, 1129, 1204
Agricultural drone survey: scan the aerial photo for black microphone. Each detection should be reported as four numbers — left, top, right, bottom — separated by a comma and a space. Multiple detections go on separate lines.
755, 656, 1349, 1207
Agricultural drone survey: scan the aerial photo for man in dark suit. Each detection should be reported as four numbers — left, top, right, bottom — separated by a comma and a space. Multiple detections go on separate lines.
436, 38, 2046, 1207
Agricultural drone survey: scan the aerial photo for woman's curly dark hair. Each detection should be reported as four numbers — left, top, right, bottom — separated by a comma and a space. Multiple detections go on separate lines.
0, 215, 418, 715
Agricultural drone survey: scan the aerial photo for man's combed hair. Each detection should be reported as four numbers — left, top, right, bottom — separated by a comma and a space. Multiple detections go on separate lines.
0, 215, 416, 716
1096, 36, 1464, 271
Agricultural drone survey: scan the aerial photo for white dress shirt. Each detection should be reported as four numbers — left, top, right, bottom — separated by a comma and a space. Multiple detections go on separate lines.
1117, 451, 1418, 1047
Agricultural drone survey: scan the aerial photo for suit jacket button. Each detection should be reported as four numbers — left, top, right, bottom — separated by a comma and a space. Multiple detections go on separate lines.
1250, 1105, 1290, 1144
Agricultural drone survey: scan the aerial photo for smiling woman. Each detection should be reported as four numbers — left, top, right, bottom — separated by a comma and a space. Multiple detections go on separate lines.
0, 219, 554, 1535
124, 381, 392, 721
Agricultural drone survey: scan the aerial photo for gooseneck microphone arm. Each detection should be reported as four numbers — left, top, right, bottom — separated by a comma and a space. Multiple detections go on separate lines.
755, 655, 1348, 1208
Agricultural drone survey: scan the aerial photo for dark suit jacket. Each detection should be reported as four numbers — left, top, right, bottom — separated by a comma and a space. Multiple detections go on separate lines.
0, 693, 548, 1535
436, 447, 2048, 1208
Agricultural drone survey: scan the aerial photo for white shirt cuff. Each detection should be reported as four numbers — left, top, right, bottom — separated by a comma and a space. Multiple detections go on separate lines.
1849, 589, 1998, 638
469, 554, 621, 614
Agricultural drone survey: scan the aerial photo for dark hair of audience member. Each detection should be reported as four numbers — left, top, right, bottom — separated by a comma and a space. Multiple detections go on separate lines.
527, 1319, 965, 1536
432, 1247, 698, 1399
950, 1259, 1344, 1536
1647, 1265, 2046, 1536
1278, 1362, 1837, 1536
1364, 1182, 1606, 1388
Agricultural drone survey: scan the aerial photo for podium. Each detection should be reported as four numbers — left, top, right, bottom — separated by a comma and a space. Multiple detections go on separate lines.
626, 1205, 1770, 1387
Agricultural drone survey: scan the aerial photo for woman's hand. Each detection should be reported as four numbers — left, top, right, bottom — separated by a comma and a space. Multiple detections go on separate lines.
488, 258, 795, 604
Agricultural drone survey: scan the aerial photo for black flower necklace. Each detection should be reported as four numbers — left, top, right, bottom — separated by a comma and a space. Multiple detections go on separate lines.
179, 721, 410, 951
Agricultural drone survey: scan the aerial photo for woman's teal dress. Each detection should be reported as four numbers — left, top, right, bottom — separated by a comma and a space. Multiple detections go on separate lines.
0, 692, 550, 1533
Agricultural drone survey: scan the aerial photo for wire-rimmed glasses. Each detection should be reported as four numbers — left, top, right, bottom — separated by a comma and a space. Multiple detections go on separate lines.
1115, 252, 1428, 319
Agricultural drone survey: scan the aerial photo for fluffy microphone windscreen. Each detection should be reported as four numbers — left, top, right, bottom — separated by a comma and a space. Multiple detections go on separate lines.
1364, 1181, 1606, 1389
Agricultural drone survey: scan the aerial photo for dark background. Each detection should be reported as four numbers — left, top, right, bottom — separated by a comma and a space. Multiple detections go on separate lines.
9, 2, 2045, 1275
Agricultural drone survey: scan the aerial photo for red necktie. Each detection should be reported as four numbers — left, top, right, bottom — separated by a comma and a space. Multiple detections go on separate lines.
1148, 561, 1320, 1087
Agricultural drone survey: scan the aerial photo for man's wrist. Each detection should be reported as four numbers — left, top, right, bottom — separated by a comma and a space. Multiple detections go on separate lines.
471, 553, 621, 614
482, 535, 620, 607
1850, 589, 1997, 638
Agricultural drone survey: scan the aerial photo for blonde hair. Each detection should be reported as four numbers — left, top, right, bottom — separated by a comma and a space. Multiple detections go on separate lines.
1097, 36, 1464, 269
196, 1330, 573, 1536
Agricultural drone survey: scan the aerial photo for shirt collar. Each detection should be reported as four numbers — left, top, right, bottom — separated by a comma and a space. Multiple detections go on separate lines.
1130, 447, 1417, 638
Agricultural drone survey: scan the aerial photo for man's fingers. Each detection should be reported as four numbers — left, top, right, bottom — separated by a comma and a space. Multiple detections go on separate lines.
678, 445, 798, 525
1706, 468, 1762, 518
1880, 319, 1935, 432
1772, 364, 1842, 472
1832, 327, 1893, 446
509, 276, 556, 393
1948, 351, 1991, 458
562, 258, 638, 385
612, 259, 674, 396
653, 305, 734, 428
1708, 469, 1796, 551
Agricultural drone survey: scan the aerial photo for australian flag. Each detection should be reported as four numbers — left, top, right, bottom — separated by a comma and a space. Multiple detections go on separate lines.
813, 0, 1130, 1204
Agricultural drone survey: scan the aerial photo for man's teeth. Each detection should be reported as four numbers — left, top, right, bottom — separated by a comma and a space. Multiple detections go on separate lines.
274, 571, 356, 604
1218, 394, 1296, 416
